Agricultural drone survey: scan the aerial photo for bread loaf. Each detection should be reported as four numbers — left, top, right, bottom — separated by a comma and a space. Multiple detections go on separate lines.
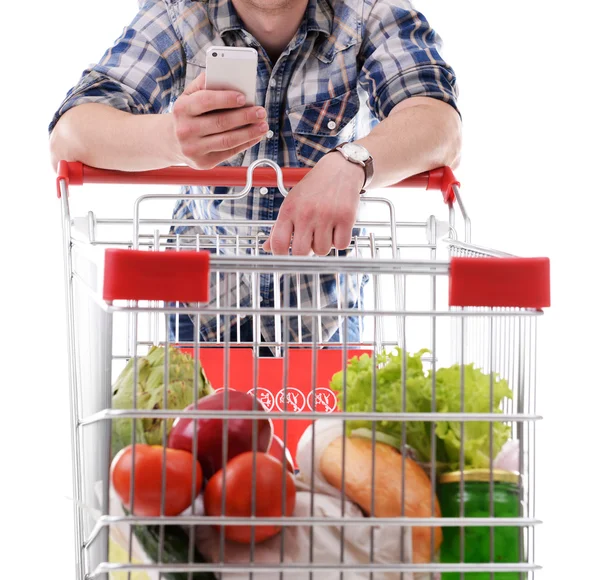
320, 436, 442, 564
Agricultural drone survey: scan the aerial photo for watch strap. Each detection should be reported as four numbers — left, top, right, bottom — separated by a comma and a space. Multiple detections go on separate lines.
331, 142, 374, 194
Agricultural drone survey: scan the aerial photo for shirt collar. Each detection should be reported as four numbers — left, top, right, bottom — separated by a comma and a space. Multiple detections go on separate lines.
307, 0, 334, 37
204, 0, 243, 35
204, 0, 333, 37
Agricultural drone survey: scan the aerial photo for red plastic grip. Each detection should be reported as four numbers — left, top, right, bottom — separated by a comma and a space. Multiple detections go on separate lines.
56, 160, 84, 198
449, 257, 551, 309
103, 249, 210, 303
426, 166, 460, 204
56, 161, 458, 203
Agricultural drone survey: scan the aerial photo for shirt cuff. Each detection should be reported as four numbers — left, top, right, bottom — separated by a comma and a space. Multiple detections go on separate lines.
48, 72, 153, 134
373, 63, 460, 120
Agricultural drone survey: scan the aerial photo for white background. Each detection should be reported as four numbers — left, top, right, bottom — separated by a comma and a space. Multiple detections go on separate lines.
2, 0, 599, 577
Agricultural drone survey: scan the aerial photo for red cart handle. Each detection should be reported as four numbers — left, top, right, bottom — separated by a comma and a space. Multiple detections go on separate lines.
56, 161, 459, 203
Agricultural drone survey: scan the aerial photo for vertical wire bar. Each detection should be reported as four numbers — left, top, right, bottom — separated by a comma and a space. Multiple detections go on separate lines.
279, 274, 291, 580
309, 271, 319, 580
216, 235, 221, 346
297, 272, 303, 345
317, 268, 323, 346
428, 216, 438, 578
369, 315, 377, 580
155, 228, 167, 565
525, 314, 532, 579
368, 234, 379, 580
159, 328, 170, 565
530, 317, 538, 579
342, 234, 360, 574
504, 314, 511, 425
186, 232, 202, 580
338, 273, 351, 580
125, 244, 133, 357
523, 315, 530, 580
386, 201, 403, 348
126, 311, 140, 580
489, 316, 495, 578
61, 185, 85, 579
516, 315, 525, 570
175, 235, 181, 346
448, 202, 456, 242
335, 248, 343, 349
274, 269, 282, 358
100, 310, 114, 579
236, 235, 241, 342
218, 271, 232, 568
253, 236, 261, 360
126, 194, 144, 580
370, 234, 383, 356
249, 238, 261, 578
459, 315, 465, 580
188, 313, 200, 578
400, 306, 408, 580
149, 231, 161, 347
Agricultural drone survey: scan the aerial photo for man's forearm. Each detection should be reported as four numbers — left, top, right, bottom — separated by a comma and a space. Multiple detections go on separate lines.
49, 103, 180, 171
357, 97, 462, 189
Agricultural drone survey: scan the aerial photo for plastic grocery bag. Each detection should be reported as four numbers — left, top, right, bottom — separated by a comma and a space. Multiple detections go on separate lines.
193, 480, 415, 580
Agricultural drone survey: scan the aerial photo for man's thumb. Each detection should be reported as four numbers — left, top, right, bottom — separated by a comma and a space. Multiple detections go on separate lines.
183, 71, 206, 96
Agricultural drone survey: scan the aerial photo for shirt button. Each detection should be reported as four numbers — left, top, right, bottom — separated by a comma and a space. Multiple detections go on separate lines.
259, 187, 269, 195
266, 130, 274, 139
269, 78, 277, 88
327, 120, 337, 130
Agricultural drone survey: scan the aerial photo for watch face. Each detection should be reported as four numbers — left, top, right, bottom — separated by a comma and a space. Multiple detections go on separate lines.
341, 143, 370, 162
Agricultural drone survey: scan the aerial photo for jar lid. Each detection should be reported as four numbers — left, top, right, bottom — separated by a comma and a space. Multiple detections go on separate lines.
439, 469, 520, 485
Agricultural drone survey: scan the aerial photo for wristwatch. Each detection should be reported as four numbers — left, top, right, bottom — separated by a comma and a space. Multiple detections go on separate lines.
329, 142, 374, 194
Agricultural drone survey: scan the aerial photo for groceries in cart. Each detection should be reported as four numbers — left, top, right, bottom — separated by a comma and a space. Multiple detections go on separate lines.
105, 344, 523, 579
56, 151, 549, 578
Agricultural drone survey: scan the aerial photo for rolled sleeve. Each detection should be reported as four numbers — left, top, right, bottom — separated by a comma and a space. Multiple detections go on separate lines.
48, 0, 185, 133
359, 0, 459, 120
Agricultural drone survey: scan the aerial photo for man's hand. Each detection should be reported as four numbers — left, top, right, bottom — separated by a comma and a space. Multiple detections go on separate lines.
172, 72, 269, 169
263, 152, 364, 256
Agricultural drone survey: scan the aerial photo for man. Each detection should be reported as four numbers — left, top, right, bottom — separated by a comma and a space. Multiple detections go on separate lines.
49, 0, 461, 346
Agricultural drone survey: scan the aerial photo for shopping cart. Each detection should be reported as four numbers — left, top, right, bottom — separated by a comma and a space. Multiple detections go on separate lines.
56, 159, 550, 580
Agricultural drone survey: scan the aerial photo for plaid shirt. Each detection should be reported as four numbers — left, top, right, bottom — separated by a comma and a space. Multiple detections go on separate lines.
50, 0, 458, 344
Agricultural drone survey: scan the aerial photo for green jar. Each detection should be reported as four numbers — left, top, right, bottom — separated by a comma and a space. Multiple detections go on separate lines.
438, 469, 522, 580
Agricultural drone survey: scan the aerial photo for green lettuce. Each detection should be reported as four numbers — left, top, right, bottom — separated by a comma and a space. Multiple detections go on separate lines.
330, 348, 512, 472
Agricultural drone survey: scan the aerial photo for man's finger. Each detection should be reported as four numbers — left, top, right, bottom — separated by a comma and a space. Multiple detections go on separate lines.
184, 89, 247, 117
183, 72, 206, 95
266, 219, 294, 256
199, 106, 267, 137
200, 121, 269, 152
291, 227, 313, 256
312, 227, 334, 256
333, 225, 353, 251
203, 134, 264, 167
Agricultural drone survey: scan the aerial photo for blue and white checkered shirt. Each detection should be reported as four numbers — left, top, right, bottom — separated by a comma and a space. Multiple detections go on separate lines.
50, 0, 458, 343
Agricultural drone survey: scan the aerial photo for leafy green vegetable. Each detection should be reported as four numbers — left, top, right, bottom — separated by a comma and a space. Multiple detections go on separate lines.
111, 346, 212, 458
330, 348, 512, 472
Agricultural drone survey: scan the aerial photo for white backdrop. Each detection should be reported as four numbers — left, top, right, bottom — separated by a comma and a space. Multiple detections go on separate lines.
2, 1, 598, 577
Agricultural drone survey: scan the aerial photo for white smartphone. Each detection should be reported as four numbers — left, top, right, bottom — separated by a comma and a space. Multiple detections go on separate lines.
205, 46, 258, 106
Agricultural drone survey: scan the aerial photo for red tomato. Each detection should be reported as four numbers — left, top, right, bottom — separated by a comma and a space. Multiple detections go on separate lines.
203, 452, 296, 544
111, 444, 202, 516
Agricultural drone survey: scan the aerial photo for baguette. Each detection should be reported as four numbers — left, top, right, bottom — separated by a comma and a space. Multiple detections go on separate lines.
320, 436, 442, 564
